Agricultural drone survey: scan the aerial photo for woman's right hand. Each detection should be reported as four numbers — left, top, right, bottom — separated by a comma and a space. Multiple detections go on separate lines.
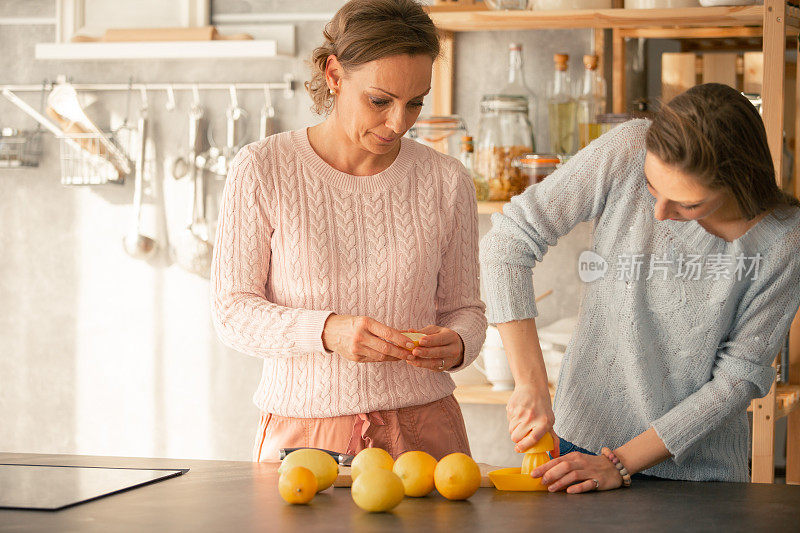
507, 382, 556, 453
322, 314, 417, 363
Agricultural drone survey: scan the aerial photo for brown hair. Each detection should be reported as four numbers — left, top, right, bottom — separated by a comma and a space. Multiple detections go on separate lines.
645, 83, 800, 220
305, 0, 440, 115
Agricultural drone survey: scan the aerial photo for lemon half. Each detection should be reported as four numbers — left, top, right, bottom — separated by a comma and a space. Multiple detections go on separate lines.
401, 332, 426, 347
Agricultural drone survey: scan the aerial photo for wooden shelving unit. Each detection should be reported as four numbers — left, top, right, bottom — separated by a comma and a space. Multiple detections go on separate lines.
429, 0, 800, 484
748, 384, 800, 420
429, 5, 779, 31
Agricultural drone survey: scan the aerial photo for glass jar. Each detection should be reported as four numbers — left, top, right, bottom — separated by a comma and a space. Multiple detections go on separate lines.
406, 115, 467, 158
513, 154, 560, 186
460, 135, 489, 201
476, 95, 535, 201
596, 113, 635, 135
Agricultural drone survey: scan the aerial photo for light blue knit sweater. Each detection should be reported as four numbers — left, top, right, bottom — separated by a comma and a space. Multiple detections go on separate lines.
480, 119, 800, 482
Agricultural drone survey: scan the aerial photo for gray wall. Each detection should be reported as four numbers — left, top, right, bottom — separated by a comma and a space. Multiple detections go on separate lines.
0, 0, 591, 467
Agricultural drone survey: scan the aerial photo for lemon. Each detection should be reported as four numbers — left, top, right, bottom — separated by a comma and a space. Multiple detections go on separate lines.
401, 332, 426, 347
351, 447, 394, 481
278, 466, 317, 504
433, 452, 481, 500
393, 451, 437, 497
521, 452, 550, 476
351, 468, 405, 512
278, 448, 338, 492
522, 432, 555, 455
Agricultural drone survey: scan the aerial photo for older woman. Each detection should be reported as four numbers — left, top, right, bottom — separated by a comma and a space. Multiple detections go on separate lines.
482, 83, 800, 491
211, 0, 486, 462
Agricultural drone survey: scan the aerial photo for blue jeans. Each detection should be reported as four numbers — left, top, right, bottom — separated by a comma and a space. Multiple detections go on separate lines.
558, 437, 663, 481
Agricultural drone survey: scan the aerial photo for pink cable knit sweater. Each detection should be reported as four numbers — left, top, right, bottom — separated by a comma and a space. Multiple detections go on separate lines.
210, 128, 487, 418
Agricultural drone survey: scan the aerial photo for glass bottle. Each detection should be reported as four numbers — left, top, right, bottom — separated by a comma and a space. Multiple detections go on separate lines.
547, 53, 578, 157
460, 135, 488, 201
499, 43, 538, 152
577, 54, 607, 149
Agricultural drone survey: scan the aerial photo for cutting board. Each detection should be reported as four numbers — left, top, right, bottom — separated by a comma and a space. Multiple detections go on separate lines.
333, 463, 502, 488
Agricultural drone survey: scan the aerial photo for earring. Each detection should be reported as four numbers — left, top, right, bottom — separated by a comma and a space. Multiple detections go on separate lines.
329, 88, 335, 95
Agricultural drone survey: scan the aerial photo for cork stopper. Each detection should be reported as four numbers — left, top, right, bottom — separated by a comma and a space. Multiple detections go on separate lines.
583, 54, 599, 70
509, 42, 522, 51
554, 53, 569, 71
460, 135, 474, 152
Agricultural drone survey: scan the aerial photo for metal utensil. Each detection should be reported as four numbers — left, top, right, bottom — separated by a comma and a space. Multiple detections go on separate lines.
171, 99, 204, 180
259, 85, 276, 140
279, 448, 355, 466
171, 91, 213, 277
123, 94, 157, 259
201, 86, 247, 178
171, 167, 213, 276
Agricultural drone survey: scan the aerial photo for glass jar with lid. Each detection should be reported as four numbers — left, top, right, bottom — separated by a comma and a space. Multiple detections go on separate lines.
476, 94, 535, 201
406, 115, 467, 158
513, 154, 560, 186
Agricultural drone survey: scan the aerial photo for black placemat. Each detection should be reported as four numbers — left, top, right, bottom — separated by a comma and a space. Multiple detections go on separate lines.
0, 463, 188, 511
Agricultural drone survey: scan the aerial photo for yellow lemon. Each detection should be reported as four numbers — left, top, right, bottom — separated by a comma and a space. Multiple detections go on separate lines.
393, 451, 437, 497
278, 449, 338, 492
521, 452, 550, 476
433, 452, 481, 500
351, 447, 394, 481
522, 432, 555, 455
278, 466, 317, 504
351, 468, 405, 512
401, 332, 426, 347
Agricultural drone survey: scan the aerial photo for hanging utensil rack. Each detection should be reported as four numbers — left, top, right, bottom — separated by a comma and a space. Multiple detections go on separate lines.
0, 74, 295, 99
0, 74, 295, 183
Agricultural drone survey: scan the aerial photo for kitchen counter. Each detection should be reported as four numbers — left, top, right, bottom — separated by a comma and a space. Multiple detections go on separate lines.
2, 453, 800, 532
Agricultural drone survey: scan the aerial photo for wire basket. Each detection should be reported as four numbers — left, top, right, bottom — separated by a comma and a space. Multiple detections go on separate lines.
59, 131, 131, 185
0, 129, 43, 168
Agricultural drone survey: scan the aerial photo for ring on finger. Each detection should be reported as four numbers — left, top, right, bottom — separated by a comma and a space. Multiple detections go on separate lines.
592, 478, 599, 490
438, 359, 445, 370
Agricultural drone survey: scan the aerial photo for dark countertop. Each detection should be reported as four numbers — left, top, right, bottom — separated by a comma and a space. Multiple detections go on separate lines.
2, 453, 800, 532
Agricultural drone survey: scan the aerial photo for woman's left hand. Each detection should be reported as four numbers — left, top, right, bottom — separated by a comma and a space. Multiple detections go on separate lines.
531, 451, 622, 493
405, 325, 464, 372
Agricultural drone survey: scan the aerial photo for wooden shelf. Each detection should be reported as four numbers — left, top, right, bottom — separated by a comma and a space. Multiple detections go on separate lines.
458, 383, 799, 417
428, 6, 800, 32
477, 200, 506, 215
748, 384, 800, 419
454, 383, 556, 405
35, 40, 280, 60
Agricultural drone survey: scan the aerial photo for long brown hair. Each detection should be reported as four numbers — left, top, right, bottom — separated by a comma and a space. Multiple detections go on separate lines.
645, 83, 800, 220
305, 0, 440, 115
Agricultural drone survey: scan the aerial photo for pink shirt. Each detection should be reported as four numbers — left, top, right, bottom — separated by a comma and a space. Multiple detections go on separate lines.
210, 129, 486, 418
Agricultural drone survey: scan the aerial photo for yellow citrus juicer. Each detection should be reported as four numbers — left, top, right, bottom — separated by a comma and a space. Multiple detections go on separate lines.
489, 432, 555, 491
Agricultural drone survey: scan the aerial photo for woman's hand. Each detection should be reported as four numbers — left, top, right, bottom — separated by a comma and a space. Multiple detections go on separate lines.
507, 383, 556, 453
405, 325, 464, 372
322, 314, 416, 363
531, 451, 622, 493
